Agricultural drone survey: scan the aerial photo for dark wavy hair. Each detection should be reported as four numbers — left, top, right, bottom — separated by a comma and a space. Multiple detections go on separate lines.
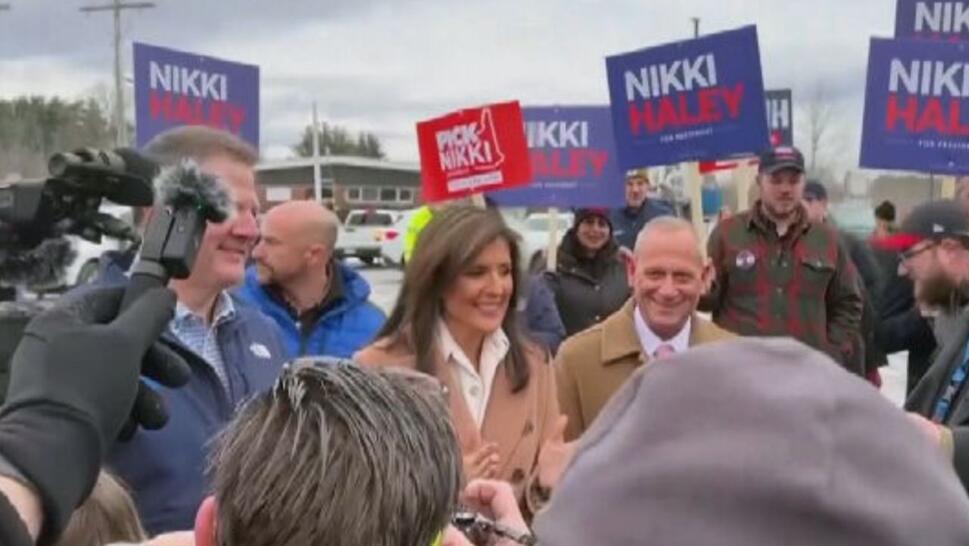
374, 205, 531, 392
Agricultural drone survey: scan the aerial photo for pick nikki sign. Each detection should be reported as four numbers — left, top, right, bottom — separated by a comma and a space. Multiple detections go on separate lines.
860, 37, 969, 174
133, 43, 260, 149
605, 25, 770, 169
417, 101, 532, 203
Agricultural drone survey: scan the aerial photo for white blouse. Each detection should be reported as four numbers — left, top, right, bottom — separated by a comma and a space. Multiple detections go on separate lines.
437, 321, 510, 427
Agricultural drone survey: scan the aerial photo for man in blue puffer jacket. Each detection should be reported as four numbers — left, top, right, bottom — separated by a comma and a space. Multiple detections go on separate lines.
236, 200, 385, 359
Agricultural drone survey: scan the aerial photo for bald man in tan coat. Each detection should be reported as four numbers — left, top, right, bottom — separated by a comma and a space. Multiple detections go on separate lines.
236, 200, 385, 359
555, 217, 734, 440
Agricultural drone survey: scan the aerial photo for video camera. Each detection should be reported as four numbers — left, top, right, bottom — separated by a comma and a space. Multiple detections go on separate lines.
0, 148, 157, 253
0, 147, 159, 402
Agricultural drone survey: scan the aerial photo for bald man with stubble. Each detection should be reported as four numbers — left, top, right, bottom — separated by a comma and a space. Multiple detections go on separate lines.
236, 200, 385, 359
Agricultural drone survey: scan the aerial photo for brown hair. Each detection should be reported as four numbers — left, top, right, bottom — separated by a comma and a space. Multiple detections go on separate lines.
143, 125, 258, 167
54, 471, 147, 546
375, 205, 531, 392
210, 363, 462, 546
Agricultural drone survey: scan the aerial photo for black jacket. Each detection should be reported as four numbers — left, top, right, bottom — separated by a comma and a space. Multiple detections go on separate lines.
905, 305, 969, 494
545, 230, 630, 337
873, 248, 937, 393
839, 230, 886, 372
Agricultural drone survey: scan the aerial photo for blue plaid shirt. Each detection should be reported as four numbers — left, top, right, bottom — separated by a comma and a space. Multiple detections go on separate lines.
169, 291, 237, 392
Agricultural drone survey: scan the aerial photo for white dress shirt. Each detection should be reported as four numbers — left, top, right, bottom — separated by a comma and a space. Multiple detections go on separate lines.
633, 306, 692, 358
437, 322, 510, 427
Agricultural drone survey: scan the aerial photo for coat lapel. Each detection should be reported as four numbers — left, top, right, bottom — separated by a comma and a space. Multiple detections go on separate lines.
601, 300, 646, 365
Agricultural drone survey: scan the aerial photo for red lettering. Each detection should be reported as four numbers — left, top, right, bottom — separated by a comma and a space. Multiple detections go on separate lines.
696, 88, 723, 123
628, 102, 657, 135
548, 150, 573, 177
530, 151, 550, 177
656, 97, 679, 131
147, 91, 246, 136
529, 149, 609, 179
677, 94, 702, 125
886, 95, 918, 131
915, 98, 947, 133
587, 151, 608, 177
149, 91, 172, 120
626, 85, 746, 135
721, 83, 744, 118
173, 96, 194, 124
227, 106, 246, 134
204, 100, 224, 128
948, 100, 969, 136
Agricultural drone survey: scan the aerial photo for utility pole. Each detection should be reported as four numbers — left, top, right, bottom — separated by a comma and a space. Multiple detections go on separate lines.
691, 17, 700, 38
312, 102, 322, 203
80, 0, 155, 147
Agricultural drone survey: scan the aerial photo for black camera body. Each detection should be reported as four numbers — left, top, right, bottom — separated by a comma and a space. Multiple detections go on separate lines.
0, 148, 155, 251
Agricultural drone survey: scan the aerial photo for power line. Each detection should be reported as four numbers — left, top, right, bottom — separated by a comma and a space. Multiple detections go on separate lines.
79, 0, 156, 146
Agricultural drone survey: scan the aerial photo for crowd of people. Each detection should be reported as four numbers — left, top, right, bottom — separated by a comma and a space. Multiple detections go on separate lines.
3, 125, 969, 545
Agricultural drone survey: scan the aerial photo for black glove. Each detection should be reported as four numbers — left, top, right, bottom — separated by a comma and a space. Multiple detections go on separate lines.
0, 285, 189, 543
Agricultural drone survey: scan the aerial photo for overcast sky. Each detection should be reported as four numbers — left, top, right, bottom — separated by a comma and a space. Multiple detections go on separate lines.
0, 0, 898, 174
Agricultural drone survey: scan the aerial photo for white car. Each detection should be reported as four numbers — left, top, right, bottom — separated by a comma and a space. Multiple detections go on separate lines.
379, 208, 417, 268
335, 209, 403, 266
63, 204, 137, 287
514, 211, 573, 273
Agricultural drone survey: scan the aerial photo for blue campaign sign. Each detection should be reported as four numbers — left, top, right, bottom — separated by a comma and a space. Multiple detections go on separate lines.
896, 1, 969, 40
487, 106, 625, 207
605, 25, 769, 169
133, 42, 260, 149
860, 37, 969, 174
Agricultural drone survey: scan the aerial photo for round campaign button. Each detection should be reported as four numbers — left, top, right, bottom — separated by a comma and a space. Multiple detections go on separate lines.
736, 250, 756, 270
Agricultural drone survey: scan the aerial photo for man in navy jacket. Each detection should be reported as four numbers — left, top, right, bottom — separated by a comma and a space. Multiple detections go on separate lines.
236, 200, 385, 359
98, 126, 286, 535
609, 170, 675, 250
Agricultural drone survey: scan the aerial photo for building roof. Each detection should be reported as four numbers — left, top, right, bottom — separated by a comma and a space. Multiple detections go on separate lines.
256, 155, 420, 173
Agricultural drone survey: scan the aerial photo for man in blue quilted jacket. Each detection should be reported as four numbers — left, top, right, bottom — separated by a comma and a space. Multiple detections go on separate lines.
237, 200, 385, 359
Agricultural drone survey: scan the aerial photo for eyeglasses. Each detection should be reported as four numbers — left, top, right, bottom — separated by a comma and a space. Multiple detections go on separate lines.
900, 241, 936, 262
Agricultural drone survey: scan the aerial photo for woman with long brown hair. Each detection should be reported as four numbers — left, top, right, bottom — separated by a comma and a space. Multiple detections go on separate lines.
355, 205, 570, 517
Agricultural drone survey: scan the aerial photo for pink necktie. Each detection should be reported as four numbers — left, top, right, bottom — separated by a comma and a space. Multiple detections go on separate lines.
654, 344, 676, 359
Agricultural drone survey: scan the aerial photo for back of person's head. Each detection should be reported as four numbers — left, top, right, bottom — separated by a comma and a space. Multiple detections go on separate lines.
143, 125, 258, 167
875, 200, 896, 223
535, 338, 969, 546
54, 471, 146, 546
203, 360, 462, 546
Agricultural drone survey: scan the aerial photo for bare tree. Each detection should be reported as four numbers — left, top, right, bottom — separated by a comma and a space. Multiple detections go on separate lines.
799, 85, 847, 183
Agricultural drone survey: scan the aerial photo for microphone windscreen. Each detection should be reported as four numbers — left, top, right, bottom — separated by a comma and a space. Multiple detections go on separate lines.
0, 238, 76, 286
154, 160, 233, 223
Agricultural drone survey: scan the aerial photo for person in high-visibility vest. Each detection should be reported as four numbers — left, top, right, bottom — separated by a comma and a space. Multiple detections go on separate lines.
404, 205, 435, 263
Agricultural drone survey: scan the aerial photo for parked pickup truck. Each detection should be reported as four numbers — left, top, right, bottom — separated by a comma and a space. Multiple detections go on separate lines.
335, 209, 402, 266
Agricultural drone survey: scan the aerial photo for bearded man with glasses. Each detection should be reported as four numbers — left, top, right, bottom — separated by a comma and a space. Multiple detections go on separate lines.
883, 199, 969, 494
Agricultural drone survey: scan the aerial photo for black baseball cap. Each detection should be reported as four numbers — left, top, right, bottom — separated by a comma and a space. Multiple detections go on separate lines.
758, 146, 805, 175
803, 180, 828, 201
878, 200, 969, 252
